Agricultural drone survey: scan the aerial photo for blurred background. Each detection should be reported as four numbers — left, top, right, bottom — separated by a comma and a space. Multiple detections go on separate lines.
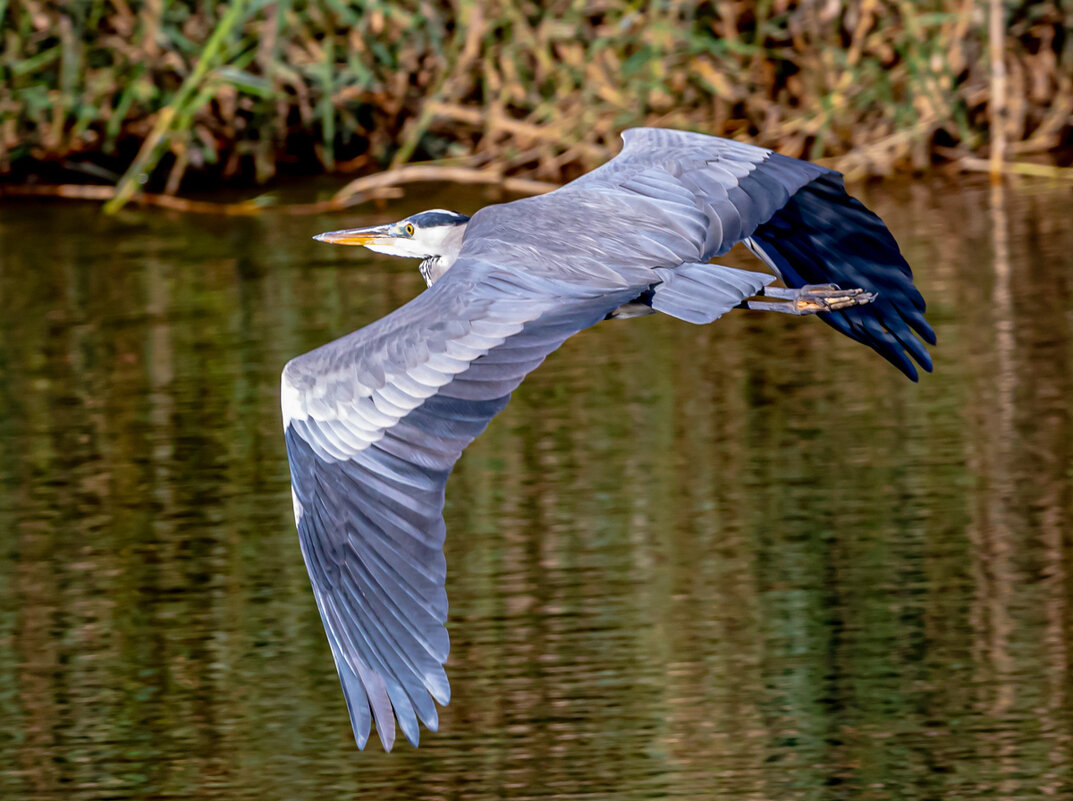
2, 2, 1073, 800
0, 0, 1070, 206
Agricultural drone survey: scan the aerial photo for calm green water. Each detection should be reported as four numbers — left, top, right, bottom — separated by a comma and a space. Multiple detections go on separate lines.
1, 179, 1072, 800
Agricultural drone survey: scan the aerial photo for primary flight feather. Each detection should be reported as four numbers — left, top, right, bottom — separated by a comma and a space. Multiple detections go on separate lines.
281, 128, 934, 750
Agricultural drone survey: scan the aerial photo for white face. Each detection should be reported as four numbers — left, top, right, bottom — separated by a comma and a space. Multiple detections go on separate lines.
361, 222, 430, 258
313, 209, 468, 260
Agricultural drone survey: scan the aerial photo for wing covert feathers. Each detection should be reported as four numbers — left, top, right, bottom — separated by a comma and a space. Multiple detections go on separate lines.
651, 262, 774, 324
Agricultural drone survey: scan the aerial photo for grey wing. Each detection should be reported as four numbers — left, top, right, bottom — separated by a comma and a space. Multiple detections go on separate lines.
459, 128, 824, 279
460, 128, 933, 377
557, 127, 831, 259
282, 259, 640, 751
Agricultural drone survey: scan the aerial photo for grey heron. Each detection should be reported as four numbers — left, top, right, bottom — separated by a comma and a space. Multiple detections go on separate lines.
282, 128, 934, 751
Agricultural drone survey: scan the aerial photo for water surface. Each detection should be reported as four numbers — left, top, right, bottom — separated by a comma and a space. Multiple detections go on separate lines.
1, 178, 1072, 800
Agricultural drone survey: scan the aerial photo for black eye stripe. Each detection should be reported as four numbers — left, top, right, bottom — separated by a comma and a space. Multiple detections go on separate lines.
408, 211, 470, 228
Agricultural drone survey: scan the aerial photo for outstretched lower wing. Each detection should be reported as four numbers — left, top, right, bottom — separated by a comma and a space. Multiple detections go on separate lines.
282, 259, 639, 751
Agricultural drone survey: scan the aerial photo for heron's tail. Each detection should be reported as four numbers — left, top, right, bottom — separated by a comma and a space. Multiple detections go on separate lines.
746, 172, 935, 380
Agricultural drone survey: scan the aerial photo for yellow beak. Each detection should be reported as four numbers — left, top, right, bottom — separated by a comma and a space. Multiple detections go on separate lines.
313, 223, 394, 246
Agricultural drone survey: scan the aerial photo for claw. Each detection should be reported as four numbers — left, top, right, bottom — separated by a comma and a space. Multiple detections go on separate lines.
741, 284, 877, 316
794, 290, 876, 314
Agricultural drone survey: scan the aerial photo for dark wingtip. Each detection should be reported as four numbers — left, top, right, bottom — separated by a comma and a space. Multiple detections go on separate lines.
896, 354, 920, 382
751, 173, 936, 383
885, 338, 929, 381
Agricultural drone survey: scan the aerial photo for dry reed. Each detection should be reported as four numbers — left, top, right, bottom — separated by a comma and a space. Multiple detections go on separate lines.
1, 1, 1070, 212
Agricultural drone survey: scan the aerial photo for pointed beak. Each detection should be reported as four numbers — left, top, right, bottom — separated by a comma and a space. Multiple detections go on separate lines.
313, 223, 395, 247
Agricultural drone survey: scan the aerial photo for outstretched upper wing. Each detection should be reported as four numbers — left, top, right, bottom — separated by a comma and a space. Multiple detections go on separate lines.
282, 259, 641, 751
459, 128, 831, 281
460, 128, 933, 377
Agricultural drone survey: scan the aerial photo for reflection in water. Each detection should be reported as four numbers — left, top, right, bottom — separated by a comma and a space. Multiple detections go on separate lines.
1, 179, 1072, 799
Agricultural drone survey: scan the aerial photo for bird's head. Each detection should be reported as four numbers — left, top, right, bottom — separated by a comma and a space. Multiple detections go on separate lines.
315, 209, 470, 285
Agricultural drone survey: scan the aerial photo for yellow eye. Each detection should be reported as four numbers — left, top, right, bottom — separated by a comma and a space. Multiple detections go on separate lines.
405, 223, 415, 236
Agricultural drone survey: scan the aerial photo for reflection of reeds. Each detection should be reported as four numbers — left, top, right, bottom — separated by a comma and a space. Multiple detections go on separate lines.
5, 181, 1073, 794
2, 1, 1071, 209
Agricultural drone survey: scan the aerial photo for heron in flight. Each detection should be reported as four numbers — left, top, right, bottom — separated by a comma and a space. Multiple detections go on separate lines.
282, 128, 934, 751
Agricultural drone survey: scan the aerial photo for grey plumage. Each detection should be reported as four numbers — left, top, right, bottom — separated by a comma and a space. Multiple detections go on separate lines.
282, 128, 934, 751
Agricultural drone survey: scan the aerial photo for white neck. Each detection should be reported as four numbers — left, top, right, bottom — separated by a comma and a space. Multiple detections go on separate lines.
419, 224, 467, 285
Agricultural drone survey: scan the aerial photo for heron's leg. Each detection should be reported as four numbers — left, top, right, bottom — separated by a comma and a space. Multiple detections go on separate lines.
739, 284, 877, 315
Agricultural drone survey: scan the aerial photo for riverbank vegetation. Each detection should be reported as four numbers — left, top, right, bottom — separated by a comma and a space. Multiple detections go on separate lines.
1, 1, 1070, 211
